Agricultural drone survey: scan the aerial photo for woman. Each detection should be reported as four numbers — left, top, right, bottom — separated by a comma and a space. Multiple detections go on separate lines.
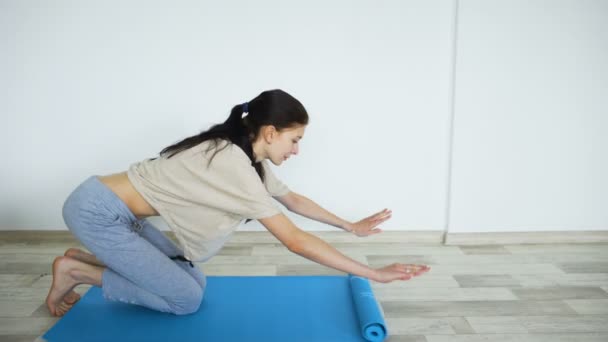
46, 89, 430, 317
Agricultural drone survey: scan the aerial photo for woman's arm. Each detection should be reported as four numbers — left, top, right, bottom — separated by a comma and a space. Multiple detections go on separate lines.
258, 213, 427, 283
275, 191, 352, 231
275, 191, 392, 236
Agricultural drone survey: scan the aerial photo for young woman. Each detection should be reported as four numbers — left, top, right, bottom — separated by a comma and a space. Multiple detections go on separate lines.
46, 89, 430, 317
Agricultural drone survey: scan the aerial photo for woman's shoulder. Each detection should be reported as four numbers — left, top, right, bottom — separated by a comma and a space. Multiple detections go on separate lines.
185, 139, 251, 172
185, 139, 233, 158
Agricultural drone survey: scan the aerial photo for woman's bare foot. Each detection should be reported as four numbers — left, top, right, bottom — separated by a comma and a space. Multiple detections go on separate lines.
64, 247, 106, 267
46, 256, 104, 317
54, 291, 81, 317
50, 248, 104, 316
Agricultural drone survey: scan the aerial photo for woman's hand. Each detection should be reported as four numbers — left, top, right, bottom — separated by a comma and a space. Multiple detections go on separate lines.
345, 209, 392, 237
372, 263, 430, 283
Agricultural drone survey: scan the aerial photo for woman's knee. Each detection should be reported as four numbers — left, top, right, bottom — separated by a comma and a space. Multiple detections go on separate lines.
167, 281, 204, 315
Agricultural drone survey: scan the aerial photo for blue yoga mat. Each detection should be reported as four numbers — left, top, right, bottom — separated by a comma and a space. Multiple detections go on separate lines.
42, 275, 387, 342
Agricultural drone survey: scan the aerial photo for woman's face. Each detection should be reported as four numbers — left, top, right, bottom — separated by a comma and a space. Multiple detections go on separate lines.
267, 124, 306, 166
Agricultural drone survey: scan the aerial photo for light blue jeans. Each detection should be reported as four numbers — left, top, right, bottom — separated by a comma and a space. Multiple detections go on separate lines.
62, 175, 206, 315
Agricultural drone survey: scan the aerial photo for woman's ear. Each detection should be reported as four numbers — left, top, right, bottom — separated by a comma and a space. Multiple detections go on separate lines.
263, 125, 278, 144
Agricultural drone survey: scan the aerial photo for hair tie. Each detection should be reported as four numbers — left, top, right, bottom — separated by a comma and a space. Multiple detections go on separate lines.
242, 102, 249, 114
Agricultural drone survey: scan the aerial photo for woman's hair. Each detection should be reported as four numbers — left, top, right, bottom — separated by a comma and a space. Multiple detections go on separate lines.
159, 89, 309, 182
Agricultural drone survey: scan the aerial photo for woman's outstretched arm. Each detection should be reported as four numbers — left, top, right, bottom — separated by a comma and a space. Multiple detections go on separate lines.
258, 213, 428, 283
275, 191, 392, 237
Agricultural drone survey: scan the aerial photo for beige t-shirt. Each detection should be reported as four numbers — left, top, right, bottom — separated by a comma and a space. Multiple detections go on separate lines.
127, 140, 290, 262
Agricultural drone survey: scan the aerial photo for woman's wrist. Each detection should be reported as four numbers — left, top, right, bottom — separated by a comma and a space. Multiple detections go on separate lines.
368, 268, 380, 282
341, 221, 354, 233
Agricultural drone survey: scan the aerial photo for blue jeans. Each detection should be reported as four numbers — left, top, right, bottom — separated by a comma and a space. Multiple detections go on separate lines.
62, 175, 206, 315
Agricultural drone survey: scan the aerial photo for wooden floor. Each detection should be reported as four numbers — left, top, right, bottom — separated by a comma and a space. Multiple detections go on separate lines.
1, 231, 607, 342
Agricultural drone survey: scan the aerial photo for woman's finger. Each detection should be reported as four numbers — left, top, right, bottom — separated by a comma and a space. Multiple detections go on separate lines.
369, 228, 382, 235
374, 215, 392, 224
368, 218, 390, 230
399, 264, 428, 273
372, 211, 392, 221
368, 209, 387, 220
372, 209, 391, 219
410, 265, 430, 275
358, 228, 381, 236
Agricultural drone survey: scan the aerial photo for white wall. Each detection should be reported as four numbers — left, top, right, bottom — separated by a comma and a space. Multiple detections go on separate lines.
1, 0, 605, 233
449, 0, 608, 232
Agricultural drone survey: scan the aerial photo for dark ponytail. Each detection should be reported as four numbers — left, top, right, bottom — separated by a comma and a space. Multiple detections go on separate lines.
159, 89, 309, 182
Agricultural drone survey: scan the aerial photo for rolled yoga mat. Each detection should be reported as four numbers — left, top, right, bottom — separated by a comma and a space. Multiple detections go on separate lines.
349, 275, 388, 341
42, 275, 388, 342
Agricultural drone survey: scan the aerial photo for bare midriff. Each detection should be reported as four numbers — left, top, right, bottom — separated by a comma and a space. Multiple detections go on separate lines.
97, 172, 159, 219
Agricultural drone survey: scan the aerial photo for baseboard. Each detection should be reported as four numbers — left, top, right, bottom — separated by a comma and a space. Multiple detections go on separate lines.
444, 230, 608, 245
